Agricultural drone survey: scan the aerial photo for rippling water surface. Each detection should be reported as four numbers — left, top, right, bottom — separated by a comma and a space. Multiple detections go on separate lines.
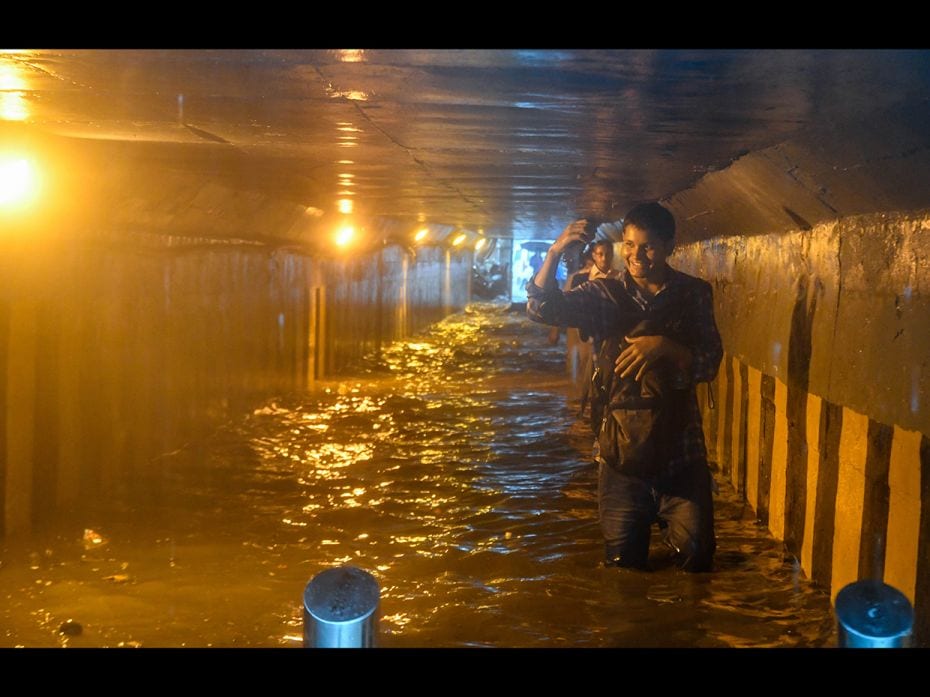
0, 302, 836, 647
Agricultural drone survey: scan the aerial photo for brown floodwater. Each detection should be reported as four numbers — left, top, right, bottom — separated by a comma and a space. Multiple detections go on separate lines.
0, 302, 836, 648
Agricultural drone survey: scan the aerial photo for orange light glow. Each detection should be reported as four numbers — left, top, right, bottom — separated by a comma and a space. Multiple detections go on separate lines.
335, 225, 355, 247
451, 233, 467, 247
0, 92, 28, 121
338, 198, 353, 214
0, 62, 29, 121
337, 49, 366, 63
0, 156, 39, 208
414, 228, 429, 242
475, 238, 487, 251
0, 62, 27, 91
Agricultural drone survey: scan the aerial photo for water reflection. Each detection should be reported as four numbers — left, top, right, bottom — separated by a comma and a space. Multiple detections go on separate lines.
0, 61, 29, 121
0, 302, 834, 647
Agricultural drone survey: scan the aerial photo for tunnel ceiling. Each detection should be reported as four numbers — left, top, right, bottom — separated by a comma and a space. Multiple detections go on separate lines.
3, 49, 930, 242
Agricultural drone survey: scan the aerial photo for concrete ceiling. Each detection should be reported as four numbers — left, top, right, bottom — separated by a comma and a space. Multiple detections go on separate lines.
3, 48, 930, 241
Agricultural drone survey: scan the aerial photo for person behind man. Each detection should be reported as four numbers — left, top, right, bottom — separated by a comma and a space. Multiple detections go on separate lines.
570, 239, 617, 419
526, 203, 723, 572
585, 239, 617, 284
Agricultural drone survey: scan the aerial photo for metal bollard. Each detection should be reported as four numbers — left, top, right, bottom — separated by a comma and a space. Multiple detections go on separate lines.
303, 566, 379, 648
835, 580, 914, 648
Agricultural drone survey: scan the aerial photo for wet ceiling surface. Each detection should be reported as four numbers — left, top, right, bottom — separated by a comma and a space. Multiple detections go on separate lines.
3, 49, 930, 240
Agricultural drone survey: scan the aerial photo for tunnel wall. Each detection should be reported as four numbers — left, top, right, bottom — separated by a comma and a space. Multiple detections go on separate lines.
666, 101, 930, 245
322, 247, 472, 375
674, 209, 930, 643
0, 238, 471, 541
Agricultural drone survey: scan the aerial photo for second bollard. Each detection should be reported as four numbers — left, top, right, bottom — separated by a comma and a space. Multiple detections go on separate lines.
835, 579, 913, 648
303, 566, 380, 648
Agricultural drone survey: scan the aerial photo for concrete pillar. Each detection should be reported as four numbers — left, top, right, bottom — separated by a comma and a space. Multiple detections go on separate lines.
312, 285, 327, 382
832, 407, 870, 600
746, 365, 763, 510
443, 249, 452, 315
769, 377, 789, 541
4, 298, 37, 537
397, 253, 408, 340
730, 357, 746, 494
716, 353, 731, 478
801, 394, 823, 575
884, 426, 922, 603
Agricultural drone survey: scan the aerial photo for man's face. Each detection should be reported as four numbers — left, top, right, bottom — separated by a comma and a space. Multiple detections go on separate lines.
591, 243, 613, 274
621, 224, 672, 280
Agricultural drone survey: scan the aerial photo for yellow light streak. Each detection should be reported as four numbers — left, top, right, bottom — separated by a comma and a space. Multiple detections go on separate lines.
335, 224, 355, 247
0, 156, 38, 208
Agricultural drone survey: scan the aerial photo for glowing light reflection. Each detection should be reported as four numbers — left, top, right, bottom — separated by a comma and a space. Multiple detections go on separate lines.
336, 91, 368, 102
338, 198, 353, 214
335, 224, 355, 247
0, 63, 29, 121
337, 49, 365, 63
0, 157, 38, 207
0, 64, 26, 90
0, 92, 28, 121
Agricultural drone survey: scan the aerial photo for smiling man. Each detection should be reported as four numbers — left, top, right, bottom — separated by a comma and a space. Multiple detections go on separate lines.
526, 202, 723, 572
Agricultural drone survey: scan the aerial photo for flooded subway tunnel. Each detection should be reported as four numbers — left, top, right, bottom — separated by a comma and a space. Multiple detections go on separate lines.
2, 49, 930, 648
1, 305, 835, 647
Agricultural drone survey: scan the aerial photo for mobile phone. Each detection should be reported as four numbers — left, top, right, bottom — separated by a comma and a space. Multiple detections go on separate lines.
583, 218, 600, 242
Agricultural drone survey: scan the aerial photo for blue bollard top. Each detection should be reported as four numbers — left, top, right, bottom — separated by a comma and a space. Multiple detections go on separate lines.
304, 566, 380, 624
834, 580, 913, 643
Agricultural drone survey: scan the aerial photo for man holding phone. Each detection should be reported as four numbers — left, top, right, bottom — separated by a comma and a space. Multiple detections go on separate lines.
526, 203, 723, 572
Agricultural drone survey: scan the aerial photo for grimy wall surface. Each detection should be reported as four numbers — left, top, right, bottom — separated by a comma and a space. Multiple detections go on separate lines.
0, 236, 471, 541
674, 210, 930, 645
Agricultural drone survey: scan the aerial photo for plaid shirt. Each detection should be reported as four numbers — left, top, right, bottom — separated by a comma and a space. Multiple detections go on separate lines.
527, 265, 723, 480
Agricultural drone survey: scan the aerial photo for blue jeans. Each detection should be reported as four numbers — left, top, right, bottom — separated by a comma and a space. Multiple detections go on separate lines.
598, 461, 716, 572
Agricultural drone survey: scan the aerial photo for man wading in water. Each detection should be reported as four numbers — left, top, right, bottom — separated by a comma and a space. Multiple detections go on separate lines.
526, 203, 723, 571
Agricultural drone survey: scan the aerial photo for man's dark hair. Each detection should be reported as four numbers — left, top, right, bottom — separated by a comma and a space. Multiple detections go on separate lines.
591, 239, 613, 254
623, 202, 676, 242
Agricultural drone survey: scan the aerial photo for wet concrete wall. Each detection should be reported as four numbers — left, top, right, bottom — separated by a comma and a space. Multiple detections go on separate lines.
0, 236, 470, 541
322, 247, 472, 375
673, 210, 930, 644
666, 101, 930, 245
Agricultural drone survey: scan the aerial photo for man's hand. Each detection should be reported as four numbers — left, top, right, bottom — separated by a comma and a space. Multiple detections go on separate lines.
615, 335, 694, 382
533, 219, 589, 290
615, 335, 667, 381
550, 219, 589, 255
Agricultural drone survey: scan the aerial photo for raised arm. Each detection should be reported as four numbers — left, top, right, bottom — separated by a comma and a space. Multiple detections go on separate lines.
526, 220, 619, 339
532, 219, 589, 292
